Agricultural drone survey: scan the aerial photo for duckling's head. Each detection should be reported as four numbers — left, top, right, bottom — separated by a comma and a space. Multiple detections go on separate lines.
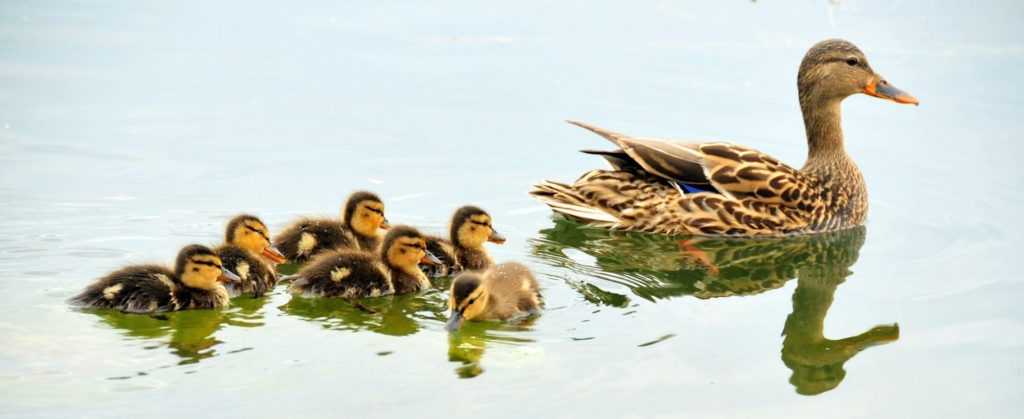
797, 39, 917, 107
445, 273, 488, 331
175, 244, 241, 291
450, 205, 505, 250
225, 214, 286, 264
382, 225, 441, 271
343, 191, 389, 238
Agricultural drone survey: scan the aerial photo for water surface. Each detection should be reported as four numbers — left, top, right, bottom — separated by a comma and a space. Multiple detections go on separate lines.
1, 1, 1022, 417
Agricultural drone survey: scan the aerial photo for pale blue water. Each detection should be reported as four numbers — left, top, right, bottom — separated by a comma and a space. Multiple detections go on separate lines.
1, 1, 1022, 417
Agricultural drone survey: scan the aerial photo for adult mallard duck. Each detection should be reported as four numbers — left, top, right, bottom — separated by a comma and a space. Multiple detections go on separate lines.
423, 206, 506, 277
68, 244, 241, 313
531, 39, 918, 237
273, 191, 390, 262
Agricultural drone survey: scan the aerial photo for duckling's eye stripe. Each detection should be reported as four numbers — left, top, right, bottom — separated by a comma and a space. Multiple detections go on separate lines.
403, 243, 424, 250
191, 260, 222, 269
245, 225, 269, 240
471, 221, 490, 227
366, 207, 384, 215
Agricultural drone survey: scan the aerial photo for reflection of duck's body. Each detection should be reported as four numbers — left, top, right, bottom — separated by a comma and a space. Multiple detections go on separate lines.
68, 245, 241, 313
289, 226, 440, 300
445, 262, 542, 331
424, 206, 505, 277
531, 39, 917, 236
215, 214, 286, 298
273, 191, 389, 262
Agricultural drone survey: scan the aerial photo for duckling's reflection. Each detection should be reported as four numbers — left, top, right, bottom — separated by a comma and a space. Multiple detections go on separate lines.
531, 220, 897, 394
280, 292, 443, 336
446, 319, 538, 379
87, 296, 268, 366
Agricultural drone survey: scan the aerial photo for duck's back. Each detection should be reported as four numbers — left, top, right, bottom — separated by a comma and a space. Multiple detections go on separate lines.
289, 250, 393, 298
422, 236, 462, 277
273, 218, 358, 262
456, 247, 492, 272
68, 265, 179, 313
215, 245, 277, 298
479, 262, 542, 320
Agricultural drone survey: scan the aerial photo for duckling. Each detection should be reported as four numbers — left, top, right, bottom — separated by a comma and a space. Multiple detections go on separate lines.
68, 244, 241, 314
423, 206, 505, 277
289, 226, 442, 301
273, 191, 390, 262
445, 262, 542, 331
215, 214, 286, 298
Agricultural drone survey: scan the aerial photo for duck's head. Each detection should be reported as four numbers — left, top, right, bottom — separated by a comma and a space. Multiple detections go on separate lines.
798, 39, 918, 107
225, 214, 286, 264
445, 273, 488, 331
450, 205, 505, 250
382, 225, 441, 271
174, 244, 241, 291
343, 191, 389, 238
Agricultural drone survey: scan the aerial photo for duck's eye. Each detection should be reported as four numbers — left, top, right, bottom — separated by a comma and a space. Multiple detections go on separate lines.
846, 57, 859, 66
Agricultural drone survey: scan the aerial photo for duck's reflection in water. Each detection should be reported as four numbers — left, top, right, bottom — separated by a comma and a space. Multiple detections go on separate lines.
86, 296, 268, 366
447, 319, 537, 379
280, 291, 445, 336
531, 220, 897, 394
782, 239, 899, 395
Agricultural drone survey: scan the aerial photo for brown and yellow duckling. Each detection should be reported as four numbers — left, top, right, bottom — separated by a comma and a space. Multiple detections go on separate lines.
289, 226, 442, 302
273, 191, 390, 262
215, 214, 286, 297
531, 39, 918, 236
445, 262, 542, 331
424, 206, 505, 277
68, 244, 241, 313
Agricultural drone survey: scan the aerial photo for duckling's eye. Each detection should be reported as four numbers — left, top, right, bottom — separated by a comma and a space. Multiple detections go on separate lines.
846, 57, 859, 66
192, 267, 199, 272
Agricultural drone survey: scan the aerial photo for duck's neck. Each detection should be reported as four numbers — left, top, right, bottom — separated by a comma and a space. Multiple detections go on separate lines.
800, 97, 850, 169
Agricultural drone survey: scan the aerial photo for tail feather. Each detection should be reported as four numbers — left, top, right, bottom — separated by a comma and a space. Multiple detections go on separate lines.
566, 120, 630, 148
530, 180, 621, 227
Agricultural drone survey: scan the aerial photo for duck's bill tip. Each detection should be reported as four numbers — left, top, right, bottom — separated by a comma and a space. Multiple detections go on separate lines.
487, 231, 506, 244
218, 268, 242, 283
863, 75, 919, 106
262, 246, 287, 264
444, 311, 464, 331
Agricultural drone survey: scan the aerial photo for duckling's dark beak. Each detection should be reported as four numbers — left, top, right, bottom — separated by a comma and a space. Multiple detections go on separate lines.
262, 246, 287, 264
487, 230, 506, 244
379, 218, 391, 230
217, 268, 242, 283
863, 74, 919, 105
445, 311, 465, 331
421, 249, 442, 266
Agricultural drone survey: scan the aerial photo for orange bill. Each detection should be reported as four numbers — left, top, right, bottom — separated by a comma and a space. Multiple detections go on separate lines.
262, 246, 287, 264
863, 74, 919, 105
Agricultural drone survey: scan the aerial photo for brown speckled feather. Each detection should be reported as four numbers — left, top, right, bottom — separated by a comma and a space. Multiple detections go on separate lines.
531, 121, 866, 237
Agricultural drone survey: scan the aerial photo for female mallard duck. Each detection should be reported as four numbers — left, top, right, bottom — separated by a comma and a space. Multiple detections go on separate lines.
530, 39, 918, 237
289, 226, 442, 300
215, 214, 287, 297
68, 244, 241, 313
273, 191, 390, 262
445, 262, 542, 331
423, 206, 505, 277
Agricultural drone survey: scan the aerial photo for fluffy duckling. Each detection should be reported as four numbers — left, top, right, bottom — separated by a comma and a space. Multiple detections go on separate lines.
424, 206, 505, 277
289, 226, 442, 301
215, 214, 286, 297
68, 244, 241, 313
445, 262, 542, 331
273, 191, 390, 262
